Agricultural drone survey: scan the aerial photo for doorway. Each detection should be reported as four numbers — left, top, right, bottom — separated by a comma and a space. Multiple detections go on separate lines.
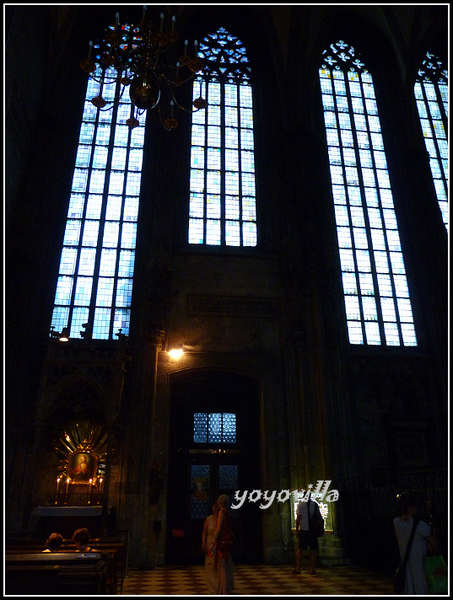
166, 369, 262, 564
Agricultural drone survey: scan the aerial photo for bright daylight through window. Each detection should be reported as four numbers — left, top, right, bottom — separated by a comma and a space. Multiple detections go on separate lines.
51, 66, 146, 340
320, 41, 418, 346
414, 51, 448, 232
188, 28, 257, 247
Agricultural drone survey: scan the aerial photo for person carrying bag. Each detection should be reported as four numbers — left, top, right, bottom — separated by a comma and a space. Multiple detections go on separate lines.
394, 517, 418, 594
393, 492, 439, 595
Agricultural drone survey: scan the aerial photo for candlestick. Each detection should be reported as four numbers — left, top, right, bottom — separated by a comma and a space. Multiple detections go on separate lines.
65, 478, 70, 504
88, 479, 92, 505
55, 477, 61, 504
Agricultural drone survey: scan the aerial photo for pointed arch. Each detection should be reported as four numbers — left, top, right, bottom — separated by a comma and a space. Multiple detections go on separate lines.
319, 40, 417, 346
188, 27, 257, 248
414, 51, 448, 231
50, 29, 147, 340
37, 374, 108, 425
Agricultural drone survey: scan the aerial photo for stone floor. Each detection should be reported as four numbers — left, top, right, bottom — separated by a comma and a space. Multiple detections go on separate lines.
121, 563, 394, 595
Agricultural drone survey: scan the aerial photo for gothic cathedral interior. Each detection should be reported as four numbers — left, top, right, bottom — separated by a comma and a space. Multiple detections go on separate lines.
5, 4, 448, 574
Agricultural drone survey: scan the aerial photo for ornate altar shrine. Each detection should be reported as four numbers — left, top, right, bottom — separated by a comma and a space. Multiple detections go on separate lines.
30, 436, 109, 537
54, 439, 105, 506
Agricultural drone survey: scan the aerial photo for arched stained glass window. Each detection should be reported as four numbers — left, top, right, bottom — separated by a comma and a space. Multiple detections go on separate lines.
319, 41, 417, 347
414, 52, 448, 231
188, 27, 257, 247
51, 61, 146, 340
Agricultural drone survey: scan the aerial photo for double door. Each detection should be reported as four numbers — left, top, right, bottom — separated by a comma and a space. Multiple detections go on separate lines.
185, 452, 241, 562
166, 370, 262, 564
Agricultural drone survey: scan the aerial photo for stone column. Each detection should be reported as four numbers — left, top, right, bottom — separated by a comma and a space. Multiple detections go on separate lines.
123, 328, 164, 568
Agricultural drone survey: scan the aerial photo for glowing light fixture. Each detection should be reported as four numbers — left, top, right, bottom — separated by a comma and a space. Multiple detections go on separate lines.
59, 327, 70, 342
50, 326, 70, 342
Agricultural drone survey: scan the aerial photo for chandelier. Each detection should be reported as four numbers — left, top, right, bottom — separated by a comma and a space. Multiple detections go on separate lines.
80, 6, 207, 130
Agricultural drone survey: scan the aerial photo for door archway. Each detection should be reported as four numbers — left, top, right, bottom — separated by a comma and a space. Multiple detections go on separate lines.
166, 368, 262, 564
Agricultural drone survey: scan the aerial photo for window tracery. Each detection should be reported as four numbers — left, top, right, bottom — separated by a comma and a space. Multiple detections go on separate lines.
320, 41, 417, 346
415, 52, 448, 231
188, 28, 257, 247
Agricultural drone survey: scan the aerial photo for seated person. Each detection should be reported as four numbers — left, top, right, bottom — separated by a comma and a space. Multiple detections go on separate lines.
42, 532, 63, 552
72, 527, 92, 552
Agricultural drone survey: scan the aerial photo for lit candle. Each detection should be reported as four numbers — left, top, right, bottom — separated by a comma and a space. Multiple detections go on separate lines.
142, 5, 147, 20
171, 15, 176, 30
160, 13, 164, 31
88, 40, 93, 60
88, 479, 92, 504
194, 39, 198, 54
99, 477, 103, 494
55, 477, 61, 504
115, 13, 120, 28
184, 40, 188, 54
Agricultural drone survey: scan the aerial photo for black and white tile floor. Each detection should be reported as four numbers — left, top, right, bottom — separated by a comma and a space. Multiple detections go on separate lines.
121, 563, 394, 596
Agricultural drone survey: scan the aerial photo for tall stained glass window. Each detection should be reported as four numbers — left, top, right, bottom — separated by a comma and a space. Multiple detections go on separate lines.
319, 41, 417, 346
188, 27, 257, 247
414, 52, 448, 231
51, 61, 146, 340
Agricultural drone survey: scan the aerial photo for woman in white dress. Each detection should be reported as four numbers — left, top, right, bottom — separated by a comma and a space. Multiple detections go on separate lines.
201, 503, 220, 594
214, 494, 235, 594
393, 492, 438, 594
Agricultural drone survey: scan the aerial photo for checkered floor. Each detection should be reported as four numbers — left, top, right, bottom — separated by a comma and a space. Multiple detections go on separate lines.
121, 563, 394, 595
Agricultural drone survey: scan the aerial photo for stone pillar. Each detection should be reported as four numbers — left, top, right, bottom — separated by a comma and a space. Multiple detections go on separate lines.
123, 328, 164, 568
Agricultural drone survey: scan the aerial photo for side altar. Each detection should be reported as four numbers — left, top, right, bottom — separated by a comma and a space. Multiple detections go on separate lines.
30, 441, 111, 538
30, 505, 112, 539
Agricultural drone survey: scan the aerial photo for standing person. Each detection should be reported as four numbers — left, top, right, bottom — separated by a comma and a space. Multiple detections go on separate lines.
72, 527, 92, 552
393, 492, 438, 594
214, 494, 235, 594
293, 497, 319, 575
42, 532, 63, 552
201, 503, 220, 594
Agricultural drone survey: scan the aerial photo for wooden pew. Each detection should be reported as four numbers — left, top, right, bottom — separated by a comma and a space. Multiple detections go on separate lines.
5, 552, 110, 595
5, 539, 126, 594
